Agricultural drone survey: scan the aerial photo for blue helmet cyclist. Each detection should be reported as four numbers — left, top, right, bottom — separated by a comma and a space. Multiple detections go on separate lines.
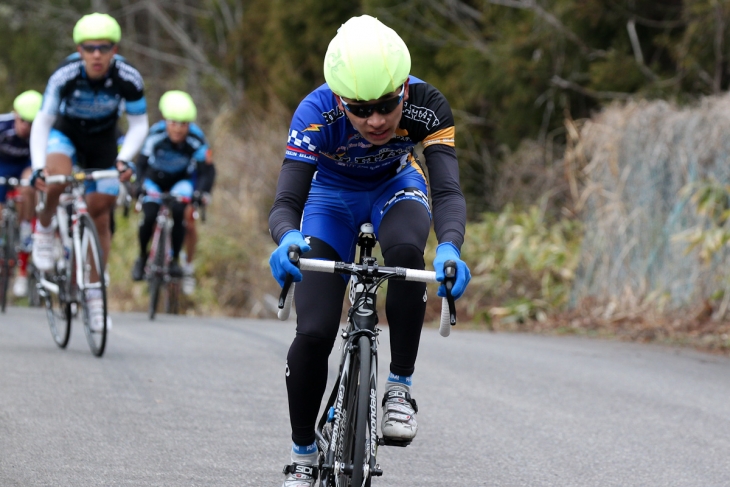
131, 90, 214, 288
269, 15, 471, 486
29, 12, 149, 332
0, 90, 43, 298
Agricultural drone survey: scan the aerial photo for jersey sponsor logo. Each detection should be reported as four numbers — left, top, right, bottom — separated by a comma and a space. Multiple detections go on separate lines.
353, 147, 410, 166
321, 106, 344, 125
423, 126, 456, 148
402, 102, 440, 130
286, 148, 317, 162
302, 123, 323, 132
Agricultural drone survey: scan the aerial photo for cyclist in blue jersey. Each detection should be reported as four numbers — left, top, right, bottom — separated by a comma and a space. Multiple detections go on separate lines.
0, 90, 43, 297
131, 90, 214, 289
29, 13, 149, 332
269, 15, 471, 485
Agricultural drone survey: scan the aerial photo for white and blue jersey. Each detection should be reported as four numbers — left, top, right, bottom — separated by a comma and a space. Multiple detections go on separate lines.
41, 53, 146, 135
137, 121, 209, 202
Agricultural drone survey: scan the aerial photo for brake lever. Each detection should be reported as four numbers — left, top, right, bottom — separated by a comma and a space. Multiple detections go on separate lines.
443, 259, 457, 326
278, 244, 302, 309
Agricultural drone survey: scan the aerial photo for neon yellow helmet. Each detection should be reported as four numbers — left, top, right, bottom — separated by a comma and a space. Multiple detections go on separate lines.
73, 13, 121, 44
324, 15, 411, 101
13, 90, 43, 122
159, 91, 197, 122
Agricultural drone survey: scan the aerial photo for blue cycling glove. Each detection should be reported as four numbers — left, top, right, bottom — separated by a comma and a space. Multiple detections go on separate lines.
433, 242, 471, 299
269, 230, 311, 287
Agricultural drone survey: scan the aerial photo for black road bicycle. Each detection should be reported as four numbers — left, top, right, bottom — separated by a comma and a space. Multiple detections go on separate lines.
277, 223, 457, 486
139, 191, 193, 320
0, 176, 37, 311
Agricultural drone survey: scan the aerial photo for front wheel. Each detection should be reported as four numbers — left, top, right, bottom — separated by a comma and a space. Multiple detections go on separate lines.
0, 212, 18, 312
334, 335, 372, 487
147, 224, 166, 320
78, 214, 108, 357
42, 232, 72, 348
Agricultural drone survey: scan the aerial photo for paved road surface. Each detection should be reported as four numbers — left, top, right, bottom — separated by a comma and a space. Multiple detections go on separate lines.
2, 306, 730, 486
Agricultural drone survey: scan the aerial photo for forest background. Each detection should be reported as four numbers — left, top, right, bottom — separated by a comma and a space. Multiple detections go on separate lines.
4, 0, 730, 352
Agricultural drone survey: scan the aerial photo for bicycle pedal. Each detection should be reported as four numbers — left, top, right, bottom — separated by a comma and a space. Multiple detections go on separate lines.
377, 437, 412, 447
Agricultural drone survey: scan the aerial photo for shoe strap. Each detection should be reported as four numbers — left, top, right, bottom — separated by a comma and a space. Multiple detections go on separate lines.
382, 389, 418, 413
282, 463, 318, 481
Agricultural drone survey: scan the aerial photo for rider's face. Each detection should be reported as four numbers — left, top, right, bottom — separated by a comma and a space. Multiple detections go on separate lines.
13, 114, 31, 139
77, 40, 117, 80
166, 121, 190, 144
336, 80, 409, 146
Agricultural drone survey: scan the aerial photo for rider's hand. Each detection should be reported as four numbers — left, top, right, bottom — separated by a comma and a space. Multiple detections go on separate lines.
433, 242, 471, 300
269, 230, 311, 287
30, 168, 46, 192
116, 160, 134, 182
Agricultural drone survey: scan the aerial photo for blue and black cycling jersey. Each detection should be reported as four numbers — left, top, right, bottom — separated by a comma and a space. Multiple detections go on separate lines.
0, 113, 31, 202
0, 113, 31, 167
41, 53, 146, 136
136, 120, 214, 193
271, 75, 466, 248
284, 76, 456, 189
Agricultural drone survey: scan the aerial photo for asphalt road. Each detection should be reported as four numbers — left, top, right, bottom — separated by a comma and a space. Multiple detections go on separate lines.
2, 305, 730, 486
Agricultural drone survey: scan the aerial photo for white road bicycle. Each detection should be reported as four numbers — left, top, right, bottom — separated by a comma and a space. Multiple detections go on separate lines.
37, 169, 119, 357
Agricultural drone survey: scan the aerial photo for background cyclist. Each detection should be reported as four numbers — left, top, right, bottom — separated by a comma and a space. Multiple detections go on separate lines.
29, 12, 149, 332
131, 90, 212, 290
269, 15, 471, 485
0, 90, 42, 298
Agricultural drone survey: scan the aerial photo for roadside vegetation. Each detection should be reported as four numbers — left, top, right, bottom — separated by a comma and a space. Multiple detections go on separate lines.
5, 2, 730, 352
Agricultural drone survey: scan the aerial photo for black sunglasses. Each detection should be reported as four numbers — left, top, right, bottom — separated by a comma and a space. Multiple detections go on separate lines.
340, 84, 405, 119
80, 43, 115, 54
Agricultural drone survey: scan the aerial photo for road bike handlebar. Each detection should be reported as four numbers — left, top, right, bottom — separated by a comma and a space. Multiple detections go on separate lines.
0, 177, 30, 187
277, 248, 458, 337
44, 169, 120, 185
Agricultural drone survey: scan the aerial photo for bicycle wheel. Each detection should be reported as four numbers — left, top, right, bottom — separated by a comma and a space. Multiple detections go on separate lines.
42, 233, 72, 348
148, 226, 166, 320
27, 263, 41, 307
0, 212, 17, 312
78, 214, 108, 357
335, 335, 372, 487
165, 279, 181, 315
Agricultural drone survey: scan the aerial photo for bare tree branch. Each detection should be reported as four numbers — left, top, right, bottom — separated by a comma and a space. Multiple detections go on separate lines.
486, 0, 607, 59
144, 0, 240, 103
627, 19, 659, 81
550, 75, 633, 100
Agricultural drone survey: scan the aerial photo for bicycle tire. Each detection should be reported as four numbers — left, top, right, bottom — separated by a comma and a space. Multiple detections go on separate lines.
43, 229, 72, 349
44, 288, 72, 348
351, 334, 372, 486
78, 213, 108, 357
333, 335, 371, 487
27, 264, 40, 307
1, 212, 17, 312
148, 224, 166, 320
165, 279, 180, 315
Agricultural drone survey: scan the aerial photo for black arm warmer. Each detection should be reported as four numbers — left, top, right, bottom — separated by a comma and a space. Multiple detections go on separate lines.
196, 162, 216, 193
423, 144, 466, 250
268, 159, 317, 244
